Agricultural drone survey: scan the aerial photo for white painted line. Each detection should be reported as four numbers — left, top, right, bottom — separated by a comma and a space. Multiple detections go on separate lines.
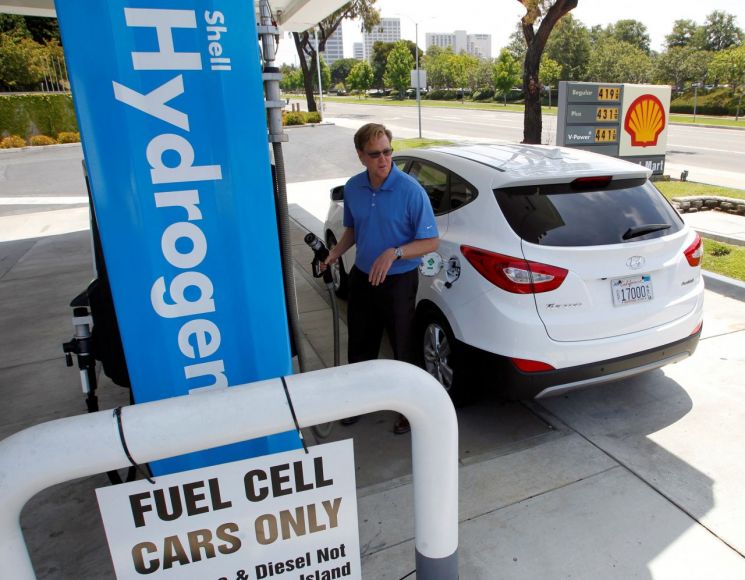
0, 196, 88, 205
667, 143, 745, 155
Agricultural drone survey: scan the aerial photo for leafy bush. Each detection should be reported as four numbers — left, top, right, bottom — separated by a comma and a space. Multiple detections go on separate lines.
28, 134, 56, 146
0, 94, 77, 139
671, 87, 742, 116
0, 134, 26, 148
282, 111, 322, 126
283, 111, 306, 126
472, 89, 495, 101
57, 131, 80, 143
305, 111, 321, 124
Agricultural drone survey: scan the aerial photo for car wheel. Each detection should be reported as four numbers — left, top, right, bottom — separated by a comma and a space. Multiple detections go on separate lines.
326, 232, 348, 299
418, 309, 466, 405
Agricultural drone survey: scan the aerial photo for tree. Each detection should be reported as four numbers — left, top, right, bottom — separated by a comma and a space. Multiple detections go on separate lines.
655, 46, 713, 90
372, 39, 419, 89
451, 53, 479, 94
518, 0, 578, 144
25, 16, 60, 44
586, 39, 653, 84
539, 55, 561, 102
504, 23, 527, 62
292, 0, 380, 112
371, 41, 395, 88
346, 60, 374, 97
702, 10, 743, 52
607, 19, 651, 54
330, 58, 359, 86
493, 49, 521, 105
0, 14, 30, 39
314, 56, 331, 91
544, 13, 590, 80
279, 66, 303, 92
470, 59, 496, 93
665, 19, 701, 49
385, 41, 414, 98
425, 46, 456, 89
709, 45, 745, 94
0, 34, 46, 90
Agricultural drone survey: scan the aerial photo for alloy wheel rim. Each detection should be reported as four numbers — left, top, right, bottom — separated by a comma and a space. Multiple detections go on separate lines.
423, 322, 454, 391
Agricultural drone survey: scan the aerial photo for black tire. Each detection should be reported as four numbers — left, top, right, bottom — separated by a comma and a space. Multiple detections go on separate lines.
326, 232, 349, 299
417, 308, 467, 406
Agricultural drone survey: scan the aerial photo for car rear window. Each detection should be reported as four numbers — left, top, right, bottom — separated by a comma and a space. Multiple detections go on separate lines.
494, 178, 684, 246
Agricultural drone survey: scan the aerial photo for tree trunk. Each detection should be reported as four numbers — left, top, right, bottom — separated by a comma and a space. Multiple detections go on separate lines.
520, 0, 578, 144
522, 46, 542, 143
293, 32, 318, 113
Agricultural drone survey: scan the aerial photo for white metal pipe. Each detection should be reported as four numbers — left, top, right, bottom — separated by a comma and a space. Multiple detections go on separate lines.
0, 360, 458, 579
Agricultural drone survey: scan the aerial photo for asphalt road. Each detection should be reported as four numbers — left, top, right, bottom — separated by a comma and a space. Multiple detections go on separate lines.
320, 100, 745, 178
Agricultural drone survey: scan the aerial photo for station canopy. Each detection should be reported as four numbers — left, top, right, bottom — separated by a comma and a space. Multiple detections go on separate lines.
0, 0, 346, 31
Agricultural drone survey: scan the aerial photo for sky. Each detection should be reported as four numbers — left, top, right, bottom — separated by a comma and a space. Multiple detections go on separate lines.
274, 0, 745, 65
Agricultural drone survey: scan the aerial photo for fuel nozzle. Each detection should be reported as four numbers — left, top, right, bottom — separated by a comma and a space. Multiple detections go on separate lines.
304, 233, 332, 283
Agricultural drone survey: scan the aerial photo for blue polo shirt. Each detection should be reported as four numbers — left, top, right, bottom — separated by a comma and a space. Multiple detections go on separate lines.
344, 164, 438, 275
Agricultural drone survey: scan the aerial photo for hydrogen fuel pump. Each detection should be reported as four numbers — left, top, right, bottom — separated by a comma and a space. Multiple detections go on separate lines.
52, 0, 356, 477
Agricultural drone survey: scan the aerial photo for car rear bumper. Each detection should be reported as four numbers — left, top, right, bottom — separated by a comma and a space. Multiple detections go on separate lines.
502, 328, 702, 400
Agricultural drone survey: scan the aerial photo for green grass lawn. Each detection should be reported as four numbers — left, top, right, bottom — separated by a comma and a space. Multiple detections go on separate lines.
393, 138, 453, 150
312, 96, 745, 128
702, 238, 745, 281
654, 181, 745, 201
669, 115, 745, 129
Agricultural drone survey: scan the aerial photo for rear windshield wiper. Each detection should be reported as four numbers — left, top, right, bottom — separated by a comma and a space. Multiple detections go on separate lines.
622, 223, 671, 240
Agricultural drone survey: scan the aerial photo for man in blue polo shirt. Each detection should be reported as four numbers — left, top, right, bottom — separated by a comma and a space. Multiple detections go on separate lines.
324, 123, 439, 434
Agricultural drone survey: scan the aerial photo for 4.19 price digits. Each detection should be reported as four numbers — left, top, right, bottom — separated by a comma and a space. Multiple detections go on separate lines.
598, 87, 620, 101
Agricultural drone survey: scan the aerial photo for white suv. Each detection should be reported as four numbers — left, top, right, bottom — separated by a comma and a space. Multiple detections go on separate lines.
324, 144, 704, 402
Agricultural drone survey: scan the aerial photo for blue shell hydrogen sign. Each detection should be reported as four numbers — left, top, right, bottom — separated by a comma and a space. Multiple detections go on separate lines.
54, 1, 300, 474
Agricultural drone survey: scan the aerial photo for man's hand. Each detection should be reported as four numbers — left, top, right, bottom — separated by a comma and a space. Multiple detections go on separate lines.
369, 248, 397, 286
320, 250, 339, 272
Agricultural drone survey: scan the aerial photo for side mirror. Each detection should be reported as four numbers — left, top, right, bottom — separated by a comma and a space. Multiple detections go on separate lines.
331, 185, 345, 201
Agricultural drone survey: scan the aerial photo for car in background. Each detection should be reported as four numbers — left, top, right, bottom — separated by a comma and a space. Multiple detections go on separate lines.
324, 144, 704, 402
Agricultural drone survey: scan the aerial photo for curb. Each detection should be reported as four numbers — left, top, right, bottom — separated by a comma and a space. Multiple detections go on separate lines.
670, 121, 745, 132
703, 270, 745, 302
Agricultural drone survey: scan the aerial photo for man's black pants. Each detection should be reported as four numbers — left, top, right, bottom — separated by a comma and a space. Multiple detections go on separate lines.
347, 266, 419, 365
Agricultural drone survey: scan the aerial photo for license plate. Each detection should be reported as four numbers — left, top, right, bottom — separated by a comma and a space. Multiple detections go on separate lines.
611, 275, 653, 307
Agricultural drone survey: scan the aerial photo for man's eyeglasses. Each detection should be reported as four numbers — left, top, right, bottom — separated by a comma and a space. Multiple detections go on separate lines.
365, 148, 394, 159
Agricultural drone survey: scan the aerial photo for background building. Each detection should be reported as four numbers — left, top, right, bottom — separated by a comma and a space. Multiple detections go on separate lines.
353, 42, 364, 60
425, 29, 492, 59
323, 27, 344, 66
363, 17, 401, 61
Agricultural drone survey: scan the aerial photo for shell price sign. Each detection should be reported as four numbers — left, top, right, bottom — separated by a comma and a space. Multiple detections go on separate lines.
619, 84, 671, 165
96, 440, 361, 579
557, 82, 671, 174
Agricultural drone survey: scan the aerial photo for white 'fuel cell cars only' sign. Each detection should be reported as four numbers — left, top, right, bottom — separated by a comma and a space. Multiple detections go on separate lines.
96, 440, 361, 579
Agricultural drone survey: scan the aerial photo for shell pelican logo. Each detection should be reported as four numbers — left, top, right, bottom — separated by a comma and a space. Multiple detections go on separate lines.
624, 94, 666, 147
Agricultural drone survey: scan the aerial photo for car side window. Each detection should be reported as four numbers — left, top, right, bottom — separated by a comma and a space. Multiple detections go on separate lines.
449, 173, 477, 210
408, 161, 448, 215
394, 159, 409, 171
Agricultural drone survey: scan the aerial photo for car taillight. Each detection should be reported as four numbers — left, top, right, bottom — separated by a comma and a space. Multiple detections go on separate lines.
690, 321, 703, 335
684, 233, 703, 267
571, 175, 612, 189
511, 357, 555, 372
460, 246, 568, 294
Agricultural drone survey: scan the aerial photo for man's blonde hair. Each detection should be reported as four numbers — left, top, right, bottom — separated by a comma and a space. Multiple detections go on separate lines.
354, 123, 393, 151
